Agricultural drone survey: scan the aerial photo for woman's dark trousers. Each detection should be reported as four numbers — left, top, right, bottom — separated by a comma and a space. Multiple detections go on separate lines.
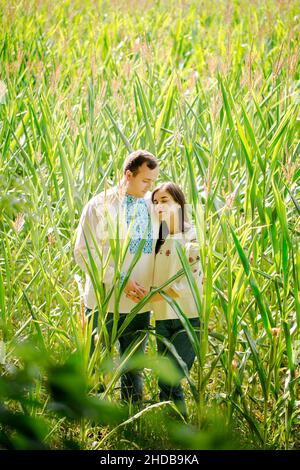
156, 317, 200, 419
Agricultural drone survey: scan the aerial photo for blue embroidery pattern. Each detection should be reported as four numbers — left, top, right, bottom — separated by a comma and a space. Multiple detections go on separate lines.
122, 194, 153, 254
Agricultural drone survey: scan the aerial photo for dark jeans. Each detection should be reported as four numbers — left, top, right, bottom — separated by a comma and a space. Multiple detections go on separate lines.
85, 308, 150, 404
156, 317, 200, 418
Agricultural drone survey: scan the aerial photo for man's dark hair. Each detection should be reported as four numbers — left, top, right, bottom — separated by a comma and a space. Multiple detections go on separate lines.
123, 149, 158, 176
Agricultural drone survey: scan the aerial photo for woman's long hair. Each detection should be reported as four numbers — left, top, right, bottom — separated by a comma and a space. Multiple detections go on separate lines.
151, 182, 188, 254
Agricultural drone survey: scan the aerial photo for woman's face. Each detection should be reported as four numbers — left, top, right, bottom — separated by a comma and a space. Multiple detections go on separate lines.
152, 189, 180, 223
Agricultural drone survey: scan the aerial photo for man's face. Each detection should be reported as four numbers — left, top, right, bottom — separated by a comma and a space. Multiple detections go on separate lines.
125, 162, 159, 197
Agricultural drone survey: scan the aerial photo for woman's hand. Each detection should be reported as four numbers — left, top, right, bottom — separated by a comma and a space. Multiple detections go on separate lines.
150, 292, 163, 302
150, 288, 179, 302
166, 287, 179, 299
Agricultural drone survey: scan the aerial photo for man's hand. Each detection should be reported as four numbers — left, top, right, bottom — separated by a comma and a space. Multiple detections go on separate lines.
124, 278, 148, 303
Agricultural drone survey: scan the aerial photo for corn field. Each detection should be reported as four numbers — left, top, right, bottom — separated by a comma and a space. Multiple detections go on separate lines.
0, 0, 299, 451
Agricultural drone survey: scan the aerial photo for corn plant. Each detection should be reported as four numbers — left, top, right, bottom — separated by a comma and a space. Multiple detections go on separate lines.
0, 0, 299, 449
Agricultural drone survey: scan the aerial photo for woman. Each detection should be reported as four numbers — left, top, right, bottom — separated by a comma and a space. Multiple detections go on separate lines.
150, 182, 203, 420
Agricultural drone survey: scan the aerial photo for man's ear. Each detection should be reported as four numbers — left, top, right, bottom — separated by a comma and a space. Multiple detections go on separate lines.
124, 169, 133, 182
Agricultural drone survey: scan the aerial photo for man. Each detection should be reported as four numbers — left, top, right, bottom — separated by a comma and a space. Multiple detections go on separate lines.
74, 149, 159, 404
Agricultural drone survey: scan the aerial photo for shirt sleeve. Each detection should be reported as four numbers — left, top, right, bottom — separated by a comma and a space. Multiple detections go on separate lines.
170, 240, 203, 297
74, 199, 116, 286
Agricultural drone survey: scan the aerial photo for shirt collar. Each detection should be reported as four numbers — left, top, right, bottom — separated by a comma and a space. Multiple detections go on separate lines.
124, 193, 145, 203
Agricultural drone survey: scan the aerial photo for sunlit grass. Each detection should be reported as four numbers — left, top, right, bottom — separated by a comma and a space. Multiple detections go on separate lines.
0, 0, 299, 450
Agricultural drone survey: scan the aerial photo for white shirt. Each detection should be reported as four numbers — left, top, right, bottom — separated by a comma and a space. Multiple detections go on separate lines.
74, 186, 159, 313
151, 226, 203, 320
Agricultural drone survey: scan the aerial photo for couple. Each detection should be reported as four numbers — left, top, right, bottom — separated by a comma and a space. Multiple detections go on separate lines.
74, 149, 203, 420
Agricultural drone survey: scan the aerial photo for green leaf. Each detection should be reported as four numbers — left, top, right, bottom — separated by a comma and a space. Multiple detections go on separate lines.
229, 224, 274, 335
243, 325, 268, 401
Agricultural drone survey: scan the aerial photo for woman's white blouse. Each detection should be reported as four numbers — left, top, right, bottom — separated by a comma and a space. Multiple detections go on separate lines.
151, 226, 203, 320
